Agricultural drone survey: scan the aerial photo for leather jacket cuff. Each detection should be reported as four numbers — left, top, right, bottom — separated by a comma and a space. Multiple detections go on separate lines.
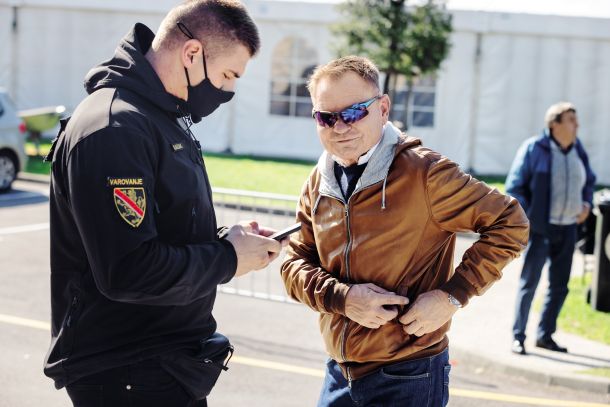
440, 272, 473, 307
324, 282, 351, 315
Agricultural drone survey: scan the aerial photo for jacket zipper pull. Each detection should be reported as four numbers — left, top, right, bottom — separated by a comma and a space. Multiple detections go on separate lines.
66, 295, 78, 328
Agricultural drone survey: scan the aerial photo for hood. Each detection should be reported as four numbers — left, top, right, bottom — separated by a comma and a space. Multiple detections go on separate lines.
84, 23, 187, 115
317, 122, 422, 204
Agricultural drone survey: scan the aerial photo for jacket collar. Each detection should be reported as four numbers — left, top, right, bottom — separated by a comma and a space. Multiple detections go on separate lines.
538, 128, 582, 152
317, 122, 401, 201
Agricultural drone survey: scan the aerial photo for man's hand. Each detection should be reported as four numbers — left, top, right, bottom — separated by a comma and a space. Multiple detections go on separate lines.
399, 289, 458, 337
237, 220, 290, 247
344, 283, 409, 329
238, 220, 260, 234
576, 204, 591, 225
224, 223, 283, 277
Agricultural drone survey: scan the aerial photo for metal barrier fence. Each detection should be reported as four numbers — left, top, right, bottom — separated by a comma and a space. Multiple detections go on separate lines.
213, 187, 299, 303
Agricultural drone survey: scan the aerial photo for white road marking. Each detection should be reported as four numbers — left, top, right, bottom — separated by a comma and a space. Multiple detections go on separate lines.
0, 222, 49, 235
0, 313, 607, 407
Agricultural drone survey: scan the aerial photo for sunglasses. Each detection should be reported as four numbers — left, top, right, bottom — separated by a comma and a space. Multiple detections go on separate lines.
312, 96, 381, 128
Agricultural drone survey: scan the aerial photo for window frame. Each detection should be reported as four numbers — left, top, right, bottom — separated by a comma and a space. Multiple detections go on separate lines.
269, 37, 317, 118
390, 74, 437, 128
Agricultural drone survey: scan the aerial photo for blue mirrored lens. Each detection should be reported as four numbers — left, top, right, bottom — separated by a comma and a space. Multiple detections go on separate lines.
341, 108, 368, 124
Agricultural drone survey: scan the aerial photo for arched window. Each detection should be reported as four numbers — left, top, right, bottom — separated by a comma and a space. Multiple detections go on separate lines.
269, 37, 317, 117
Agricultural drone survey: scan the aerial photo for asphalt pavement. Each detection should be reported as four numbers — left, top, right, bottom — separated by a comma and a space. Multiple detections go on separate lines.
1, 177, 609, 406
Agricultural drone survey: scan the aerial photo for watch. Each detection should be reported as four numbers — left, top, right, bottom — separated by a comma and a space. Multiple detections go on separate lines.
448, 294, 462, 308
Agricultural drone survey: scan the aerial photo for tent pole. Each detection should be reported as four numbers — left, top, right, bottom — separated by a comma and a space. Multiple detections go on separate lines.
467, 32, 482, 174
10, 6, 19, 104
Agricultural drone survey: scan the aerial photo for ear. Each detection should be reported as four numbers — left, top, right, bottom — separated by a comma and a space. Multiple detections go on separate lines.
379, 94, 391, 120
181, 39, 202, 68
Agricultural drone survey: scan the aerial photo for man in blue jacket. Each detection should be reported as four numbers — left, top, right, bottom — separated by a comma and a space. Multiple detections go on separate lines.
506, 102, 596, 355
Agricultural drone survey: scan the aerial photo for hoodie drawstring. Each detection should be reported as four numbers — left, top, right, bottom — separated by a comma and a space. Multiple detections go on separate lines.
381, 175, 388, 210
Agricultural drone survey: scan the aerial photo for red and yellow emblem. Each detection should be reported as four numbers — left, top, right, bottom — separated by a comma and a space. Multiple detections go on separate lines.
113, 187, 146, 228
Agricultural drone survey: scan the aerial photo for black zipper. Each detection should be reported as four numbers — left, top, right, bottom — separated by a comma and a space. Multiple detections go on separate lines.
343, 202, 353, 387
175, 113, 217, 232
65, 295, 79, 328
191, 206, 197, 238
176, 112, 206, 172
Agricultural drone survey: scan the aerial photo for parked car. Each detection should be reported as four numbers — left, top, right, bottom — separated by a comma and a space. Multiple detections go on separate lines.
0, 89, 27, 193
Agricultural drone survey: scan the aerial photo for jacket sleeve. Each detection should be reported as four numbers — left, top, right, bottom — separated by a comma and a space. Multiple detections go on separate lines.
505, 140, 532, 212
577, 140, 597, 206
425, 157, 530, 306
280, 179, 351, 315
66, 127, 237, 306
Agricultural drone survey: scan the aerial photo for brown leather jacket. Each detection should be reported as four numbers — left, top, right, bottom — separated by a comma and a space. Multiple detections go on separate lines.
281, 123, 529, 381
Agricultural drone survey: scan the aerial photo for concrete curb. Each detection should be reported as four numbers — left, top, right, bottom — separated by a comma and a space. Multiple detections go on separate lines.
450, 345, 610, 395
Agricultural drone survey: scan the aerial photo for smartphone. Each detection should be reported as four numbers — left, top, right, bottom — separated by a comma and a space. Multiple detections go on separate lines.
269, 222, 302, 241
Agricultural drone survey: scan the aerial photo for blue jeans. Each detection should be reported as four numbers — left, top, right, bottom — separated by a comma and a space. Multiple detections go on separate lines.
513, 224, 577, 342
317, 349, 450, 407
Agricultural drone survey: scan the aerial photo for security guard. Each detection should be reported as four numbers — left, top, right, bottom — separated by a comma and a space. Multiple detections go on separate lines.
43, 2, 282, 406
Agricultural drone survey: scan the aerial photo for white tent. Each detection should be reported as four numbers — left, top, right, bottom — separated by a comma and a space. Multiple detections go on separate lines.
0, 0, 608, 184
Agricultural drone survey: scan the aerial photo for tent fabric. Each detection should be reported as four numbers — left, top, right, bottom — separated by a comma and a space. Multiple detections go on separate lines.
0, 6, 12, 93
0, 0, 608, 184
448, 0, 610, 20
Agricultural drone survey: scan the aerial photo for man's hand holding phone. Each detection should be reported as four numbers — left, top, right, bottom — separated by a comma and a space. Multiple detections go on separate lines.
269, 222, 301, 241
224, 221, 298, 277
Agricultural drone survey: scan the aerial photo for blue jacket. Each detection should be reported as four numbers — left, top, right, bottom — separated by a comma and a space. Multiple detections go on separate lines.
505, 129, 596, 235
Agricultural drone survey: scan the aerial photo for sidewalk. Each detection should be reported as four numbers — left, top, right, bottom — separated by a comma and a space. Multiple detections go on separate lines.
450, 235, 610, 395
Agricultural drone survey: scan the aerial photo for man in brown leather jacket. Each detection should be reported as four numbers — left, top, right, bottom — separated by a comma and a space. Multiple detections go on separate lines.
281, 56, 529, 407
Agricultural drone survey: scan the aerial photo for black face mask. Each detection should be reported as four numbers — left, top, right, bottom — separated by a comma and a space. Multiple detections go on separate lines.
178, 22, 235, 123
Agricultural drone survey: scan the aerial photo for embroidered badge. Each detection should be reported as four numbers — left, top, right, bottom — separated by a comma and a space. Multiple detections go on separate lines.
172, 143, 184, 151
107, 177, 144, 187
113, 187, 146, 228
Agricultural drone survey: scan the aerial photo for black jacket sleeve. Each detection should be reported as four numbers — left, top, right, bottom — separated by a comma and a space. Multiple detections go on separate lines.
65, 126, 237, 306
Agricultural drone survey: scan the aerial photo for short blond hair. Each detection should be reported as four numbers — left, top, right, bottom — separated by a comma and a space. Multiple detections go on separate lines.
307, 56, 380, 98
545, 102, 576, 128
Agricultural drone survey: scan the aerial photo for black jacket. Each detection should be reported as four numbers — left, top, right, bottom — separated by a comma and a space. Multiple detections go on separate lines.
43, 23, 237, 389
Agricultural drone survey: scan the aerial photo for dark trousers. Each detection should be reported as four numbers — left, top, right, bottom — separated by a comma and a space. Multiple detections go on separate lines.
317, 349, 450, 407
65, 358, 207, 407
512, 224, 577, 342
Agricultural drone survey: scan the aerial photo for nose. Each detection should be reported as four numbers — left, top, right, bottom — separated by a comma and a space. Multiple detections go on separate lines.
333, 119, 350, 134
